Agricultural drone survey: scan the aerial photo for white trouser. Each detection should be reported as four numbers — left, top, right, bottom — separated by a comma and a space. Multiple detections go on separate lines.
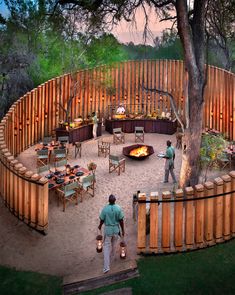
103, 234, 119, 271
93, 124, 98, 139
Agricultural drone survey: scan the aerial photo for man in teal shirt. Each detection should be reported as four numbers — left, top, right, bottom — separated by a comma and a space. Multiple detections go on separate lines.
98, 194, 125, 273
164, 140, 177, 183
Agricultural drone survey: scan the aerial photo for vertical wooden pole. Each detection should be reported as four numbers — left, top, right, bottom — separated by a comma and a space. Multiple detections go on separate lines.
204, 181, 215, 245
229, 171, 235, 237
149, 192, 158, 253
161, 191, 171, 253
214, 177, 224, 243
185, 187, 194, 250
194, 184, 205, 247
222, 174, 231, 240
137, 193, 146, 253
24, 171, 34, 224
30, 174, 41, 228
18, 167, 27, 220
37, 177, 48, 232
174, 189, 184, 251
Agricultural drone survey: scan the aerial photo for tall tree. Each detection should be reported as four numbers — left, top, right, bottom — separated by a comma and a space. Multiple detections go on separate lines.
57, 0, 209, 187
206, 0, 235, 71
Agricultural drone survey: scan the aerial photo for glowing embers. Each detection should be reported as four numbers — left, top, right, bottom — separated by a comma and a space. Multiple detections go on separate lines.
123, 144, 154, 160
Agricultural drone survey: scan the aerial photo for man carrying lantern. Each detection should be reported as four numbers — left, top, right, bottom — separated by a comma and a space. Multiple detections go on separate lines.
98, 194, 125, 274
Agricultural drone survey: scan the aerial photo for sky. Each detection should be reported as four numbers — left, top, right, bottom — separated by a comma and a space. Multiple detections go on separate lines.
0, 2, 171, 45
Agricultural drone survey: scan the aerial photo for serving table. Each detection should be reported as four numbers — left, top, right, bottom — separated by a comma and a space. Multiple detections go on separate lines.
105, 119, 177, 135
55, 123, 102, 144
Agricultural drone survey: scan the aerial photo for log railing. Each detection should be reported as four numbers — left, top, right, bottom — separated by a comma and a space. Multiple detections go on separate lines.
137, 171, 235, 254
0, 60, 234, 233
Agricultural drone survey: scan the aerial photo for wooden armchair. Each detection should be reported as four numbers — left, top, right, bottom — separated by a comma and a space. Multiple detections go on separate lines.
135, 126, 144, 143
37, 149, 49, 167
109, 155, 125, 176
56, 182, 79, 212
98, 141, 111, 157
78, 174, 95, 201
113, 128, 125, 144
74, 142, 82, 158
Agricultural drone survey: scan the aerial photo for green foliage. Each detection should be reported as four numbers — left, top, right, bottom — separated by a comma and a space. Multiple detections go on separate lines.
200, 133, 226, 180
0, 265, 62, 295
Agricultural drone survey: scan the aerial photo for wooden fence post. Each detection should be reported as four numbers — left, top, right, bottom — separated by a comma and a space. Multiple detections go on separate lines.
37, 177, 48, 232
214, 177, 224, 243
174, 189, 184, 251
162, 191, 171, 253
30, 174, 41, 228
195, 184, 205, 248
24, 171, 34, 224
149, 192, 158, 253
204, 181, 215, 246
229, 171, 235, 237
18, 167, 27, 220
222, 174, 231, 240
185, 187, 194, 250
137, 193, 146, 253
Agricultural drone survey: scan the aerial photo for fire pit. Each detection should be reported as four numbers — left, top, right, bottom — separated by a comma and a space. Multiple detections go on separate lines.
123, 144, 154, 160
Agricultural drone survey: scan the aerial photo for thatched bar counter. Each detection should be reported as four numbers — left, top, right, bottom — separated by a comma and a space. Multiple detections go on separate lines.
105, 119, 177, 134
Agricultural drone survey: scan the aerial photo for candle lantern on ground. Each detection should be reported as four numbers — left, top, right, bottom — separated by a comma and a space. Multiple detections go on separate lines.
120, 240, 127, 259
96, 234, 103, 253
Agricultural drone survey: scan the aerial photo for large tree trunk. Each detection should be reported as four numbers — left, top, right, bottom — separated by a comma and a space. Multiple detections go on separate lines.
179, 82, 204, 187
176, 0, 207, 187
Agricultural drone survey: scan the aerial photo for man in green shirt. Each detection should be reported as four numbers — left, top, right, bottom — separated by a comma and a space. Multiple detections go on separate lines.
98, 194, 125, 273
164, 140, 177, 183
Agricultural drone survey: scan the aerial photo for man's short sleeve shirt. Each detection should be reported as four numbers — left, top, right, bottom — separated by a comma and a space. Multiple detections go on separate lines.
100, 204, 124, 236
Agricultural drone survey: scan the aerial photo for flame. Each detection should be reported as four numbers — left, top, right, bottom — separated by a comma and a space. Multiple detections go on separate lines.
129, 146, 149, 157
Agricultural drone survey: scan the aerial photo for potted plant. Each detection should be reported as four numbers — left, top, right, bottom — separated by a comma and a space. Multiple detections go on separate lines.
87, 161, 97, 172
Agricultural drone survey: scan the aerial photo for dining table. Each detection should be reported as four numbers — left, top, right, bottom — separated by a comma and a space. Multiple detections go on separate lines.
45, 165, 90, 190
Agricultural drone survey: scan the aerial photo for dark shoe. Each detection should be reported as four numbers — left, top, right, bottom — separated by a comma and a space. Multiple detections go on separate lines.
162, 181, 168, 183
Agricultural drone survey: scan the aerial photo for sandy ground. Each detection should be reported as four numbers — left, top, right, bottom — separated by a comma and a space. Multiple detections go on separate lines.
0, 130, 228, 277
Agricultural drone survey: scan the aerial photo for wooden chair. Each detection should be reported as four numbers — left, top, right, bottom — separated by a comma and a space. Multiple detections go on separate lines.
135, 126, 144, 143
78, 174, 95, 201
37, 149, 49, 166
54, 158, 67, 171
54, 148, 67, 163
37, 164, 50, 174
98, 141, 110, 157
109, 155, 125, 176
43, 136, 52, 145
74, 142, 82, 158
113, 128, 125, 144
58, 136, 69, 144
56, 182, 79, 211
218, 152, 230, 170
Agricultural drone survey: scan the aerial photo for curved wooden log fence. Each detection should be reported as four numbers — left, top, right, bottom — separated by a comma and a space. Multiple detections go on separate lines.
0, 60, 234, 235
137, 171, 235, 254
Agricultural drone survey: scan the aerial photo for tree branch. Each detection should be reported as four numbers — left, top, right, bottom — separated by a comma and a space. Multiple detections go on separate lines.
141, 84, 185, 132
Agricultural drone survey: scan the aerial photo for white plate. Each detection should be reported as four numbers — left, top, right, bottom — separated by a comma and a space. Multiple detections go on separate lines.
157, 153, 165, 158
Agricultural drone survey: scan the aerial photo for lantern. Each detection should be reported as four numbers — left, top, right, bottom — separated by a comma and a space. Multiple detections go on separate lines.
66, 164, 71, 175
120, 240, 127, 259
96, 234, 103, 253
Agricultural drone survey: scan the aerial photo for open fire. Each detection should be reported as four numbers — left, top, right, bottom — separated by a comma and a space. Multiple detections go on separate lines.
123, 144, 154, 160
129, 146, 149, 157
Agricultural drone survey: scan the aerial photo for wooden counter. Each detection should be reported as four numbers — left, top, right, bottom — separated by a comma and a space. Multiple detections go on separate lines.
105, 119, 177, 135
55, 123, 102, 143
